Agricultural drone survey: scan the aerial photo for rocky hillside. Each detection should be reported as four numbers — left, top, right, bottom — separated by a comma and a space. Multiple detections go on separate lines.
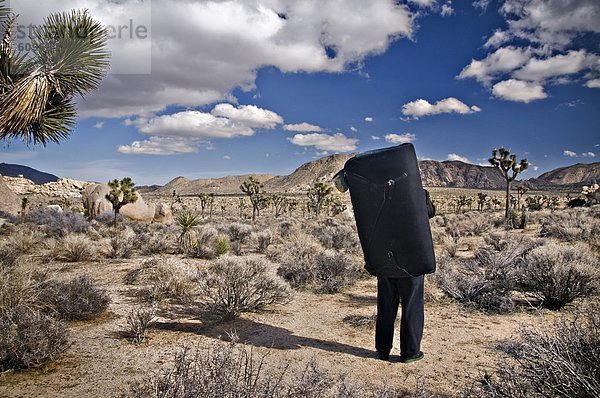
419, 160, 505, 189
530, 162, 600, 187
265, 154, 352, 192
0, 163, 59, 184
2, 175, 91, 198
157, 174, 275, 195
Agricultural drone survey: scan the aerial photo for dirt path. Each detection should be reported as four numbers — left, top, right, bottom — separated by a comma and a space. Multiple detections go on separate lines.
0, 258, 553, 397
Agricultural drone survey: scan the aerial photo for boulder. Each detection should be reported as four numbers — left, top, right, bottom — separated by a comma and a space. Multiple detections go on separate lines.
0, 177, 21, 215
153, 202, 174, 224
120, 194, 156, 222
82, 184, 113, 219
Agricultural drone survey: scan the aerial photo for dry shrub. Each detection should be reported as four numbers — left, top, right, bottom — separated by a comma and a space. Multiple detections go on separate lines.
279, 219, 296, 238
135, 224, 175, 255
308, 218, 360, 253
483, 232, 510, 251
107, 226, 136, 259
0, 241, 23, 268
199, 255, 292, 319
124, 305, 157, 344
37, 275, 110, 320
473, 309, 600, 398
443, 212, 492, 238
119, 343, 446, 398
191, 225, 218, 259
312, 250, 360, 293
343, 313, 377, 329
0, 305, 70, 371
135, 259, 199, 304
255, 229, 273, 253
24, 208, 89, 237
540, 207, 600, 242
519, 242, 598, 310
56, 233, 96, 262
227, 222, 253, 244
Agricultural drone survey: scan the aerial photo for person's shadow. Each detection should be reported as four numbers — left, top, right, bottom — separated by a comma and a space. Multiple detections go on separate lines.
152, 308, 375, 360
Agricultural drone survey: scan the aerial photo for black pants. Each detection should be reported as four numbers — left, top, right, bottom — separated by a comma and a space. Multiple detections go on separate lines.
375, 275, 424, 358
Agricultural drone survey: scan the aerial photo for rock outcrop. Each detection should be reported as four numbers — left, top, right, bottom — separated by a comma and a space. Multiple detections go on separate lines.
0, 177, 21, 215
3, 175, 91, 198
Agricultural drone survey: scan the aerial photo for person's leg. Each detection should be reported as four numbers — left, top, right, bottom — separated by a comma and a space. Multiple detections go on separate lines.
398, 275, 424, 360
375, 277, 400, 358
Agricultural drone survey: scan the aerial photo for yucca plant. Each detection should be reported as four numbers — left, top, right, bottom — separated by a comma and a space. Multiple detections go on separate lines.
106, 178, 138, 226
176, 208, 201, 254
0, 1, 110, 145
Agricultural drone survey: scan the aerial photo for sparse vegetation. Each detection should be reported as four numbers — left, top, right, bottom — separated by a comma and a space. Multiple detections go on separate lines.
124, 305, 157, 344
38, 275, 110, 320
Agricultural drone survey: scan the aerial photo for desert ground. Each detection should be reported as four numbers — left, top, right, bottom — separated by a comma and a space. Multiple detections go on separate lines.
1, 188, 598, 397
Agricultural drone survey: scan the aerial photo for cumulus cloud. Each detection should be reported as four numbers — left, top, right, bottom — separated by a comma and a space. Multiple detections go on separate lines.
492, 79, 548, 102
447, 153, 470, 163
585, 79, 600, 88
283, 123, 323, 132
223, 155, 231, 160
408, 0, 437, 7
350, 126, 358, 132
211, 104, 283, 128
458, 46, 532, 84
582, 152, 595, 157
93, 122, 104, 129
401, 97, 481, 118
440, 2, 454, 16
385, 133, 416, 144
117, 137, 199, 155
473, 0, 491, 11
8, 0, 415, 119
563, 150, 577, 157
371, 135, 381, 140
513, 50, 593, 81
364, 117, 374, 122
484, 29, 511, 48
288, 133, 358, 152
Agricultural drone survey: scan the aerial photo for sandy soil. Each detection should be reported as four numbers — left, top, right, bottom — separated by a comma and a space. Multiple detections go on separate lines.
0, 252, 558, 398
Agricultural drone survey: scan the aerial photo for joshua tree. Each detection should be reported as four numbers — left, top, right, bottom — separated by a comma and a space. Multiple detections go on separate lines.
307, 181, 333, 218
240, 176, 268, 222
477, 192, 488, 212
270, 193, 288, 218
106, 178, 138, 225
198, 193, 210, 218
0, 2, 110, 145
489, 147, 528, 219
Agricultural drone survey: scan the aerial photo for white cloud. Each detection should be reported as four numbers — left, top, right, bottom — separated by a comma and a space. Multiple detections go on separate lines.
447, 153, 470, 163
563, 150, 577, 157
288, 133, 358, 152
117, 137, 199, 155
223, 155, 231, 160
585, 79, 600, 88
283, 122, 323, 132
385, 133, 416, 144
364, 117, 374, 122
440, 2, 454, 16
371, 135, 381, 140
93, 121, 105, 129
492, 79, 548, 102
408, 0, 437, 7
8, 0, 416, 119
484, 29, 511, 49
458, 46, 532, 84
401, 97, 481, 118
211, 104, 283, 128
501, 0, 600, 50
350, 126, 358, 132
582, 152, 595, 157
513, 50, 592, 81
532, 165, 539, 171
473, 0, 491, 11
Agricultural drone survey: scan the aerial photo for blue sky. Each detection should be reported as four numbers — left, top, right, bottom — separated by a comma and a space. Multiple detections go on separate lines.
2, 0, 599, 185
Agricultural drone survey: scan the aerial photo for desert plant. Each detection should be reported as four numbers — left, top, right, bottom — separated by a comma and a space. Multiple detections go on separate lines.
176, 208, 201, 254
0, 305, 70, 371
310, 218, 359, 252
124, 305, 157, 344
24, 208, 89, 237
0, 3, 110, 145
38, 275, 110, 320
539, 207, 600, 242
107, 226, 136, 259
518, 242, 598, 310
57, 233, 96, 262
489, 147, 528, 219
137, 260, 198, 304
199, 255, 292, 319
106, 177, 138, 225
191, 224, 218, 259
227, 222, 253, 244
240, 176, 268, 222
306, 181, 333, 218
255, 229, 272, 253
312, 249, 360, 293
473, 309, 600, 398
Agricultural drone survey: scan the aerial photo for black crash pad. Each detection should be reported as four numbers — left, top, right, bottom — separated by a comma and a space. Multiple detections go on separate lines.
343, 143, 436, 278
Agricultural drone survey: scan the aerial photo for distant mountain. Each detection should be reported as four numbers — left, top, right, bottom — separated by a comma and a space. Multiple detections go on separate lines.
419, 160, 504, 189
529, 162, 600, 188
0, 163, 59, 185
157, 174, 275, 195
265, 154, 352, 192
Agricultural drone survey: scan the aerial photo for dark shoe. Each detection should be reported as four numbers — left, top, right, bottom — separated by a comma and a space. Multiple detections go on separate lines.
376, 350, 390, 361
400, 351, 424, 363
